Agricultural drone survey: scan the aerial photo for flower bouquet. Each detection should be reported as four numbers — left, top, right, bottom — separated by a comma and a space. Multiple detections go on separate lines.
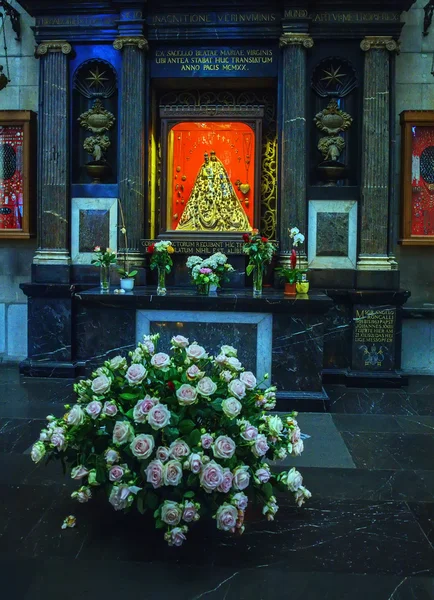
186, 253, 234, 294
91, 246, 117, 291
242, 229, 276, 295
31, 335, 311, 547
147, 240, 175, 295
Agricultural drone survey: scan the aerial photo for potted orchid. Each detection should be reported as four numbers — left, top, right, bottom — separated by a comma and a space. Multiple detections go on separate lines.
91, 246, 117, 292
117, 201, 138, 292
289, 227, 309, 293
242, 229, 276, 296
147, 241, 175, 295
275, 249, 299, 296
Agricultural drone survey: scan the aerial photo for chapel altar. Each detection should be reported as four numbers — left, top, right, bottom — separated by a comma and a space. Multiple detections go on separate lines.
18, 0, 414, 409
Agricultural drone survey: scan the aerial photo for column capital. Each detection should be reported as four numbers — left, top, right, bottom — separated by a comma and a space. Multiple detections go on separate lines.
35, 40, 73, 57
113, 36, 148, 51
279, 33, 314, 49
360, 36, 399, 53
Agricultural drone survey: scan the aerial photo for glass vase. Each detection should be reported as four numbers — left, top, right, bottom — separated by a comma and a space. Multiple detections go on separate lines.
196, 283, 210, 295
252, 264, 264, 297
157, 266, 166, 296
100, 264, 110, 292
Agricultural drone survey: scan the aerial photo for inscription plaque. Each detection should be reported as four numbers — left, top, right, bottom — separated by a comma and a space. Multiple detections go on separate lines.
141, 239, 248, 255
352, 306, 396, 371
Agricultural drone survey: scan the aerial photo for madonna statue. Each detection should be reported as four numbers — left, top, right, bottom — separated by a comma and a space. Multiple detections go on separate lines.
176, 150, 251, 232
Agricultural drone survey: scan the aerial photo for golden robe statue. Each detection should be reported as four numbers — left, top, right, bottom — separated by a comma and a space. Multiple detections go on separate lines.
176, 151, 251, 232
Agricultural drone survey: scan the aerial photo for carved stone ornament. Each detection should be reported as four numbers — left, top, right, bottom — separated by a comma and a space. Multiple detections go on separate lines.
314, 99, 353, 136
318, 136, 345, 162
113, 36, 148, 51
78, 99, 115, 134
279, 33, 314, 49
35, 41, 72, 56
360, 36, 399, 53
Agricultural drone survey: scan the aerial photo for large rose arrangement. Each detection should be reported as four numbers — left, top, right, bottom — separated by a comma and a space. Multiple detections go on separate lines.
31, 335, 311, 546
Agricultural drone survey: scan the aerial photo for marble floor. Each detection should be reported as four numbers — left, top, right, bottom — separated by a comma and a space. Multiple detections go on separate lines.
0, 366, 433, 599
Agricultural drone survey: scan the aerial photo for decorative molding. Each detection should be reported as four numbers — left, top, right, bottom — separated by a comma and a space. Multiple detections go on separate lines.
113, 36, 148, 51
279, 33, 314, 49
360, 36, 399, 52
356, 255, 393, 271
159, 104, 264, 119
33, 250, 71, 265
35, 40, 73, 56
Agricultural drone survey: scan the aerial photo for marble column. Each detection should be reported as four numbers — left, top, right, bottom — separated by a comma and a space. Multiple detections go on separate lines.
278, 33, 313, 268
113, 36, 148, 264
357, 36, 399, 272
33, 41, 72, 265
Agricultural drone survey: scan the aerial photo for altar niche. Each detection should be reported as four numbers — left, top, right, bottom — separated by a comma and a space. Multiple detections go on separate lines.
159, 105, 263, 240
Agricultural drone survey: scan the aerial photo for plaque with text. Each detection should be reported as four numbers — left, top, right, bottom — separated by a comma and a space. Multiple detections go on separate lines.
352, 306, 396, 371
141, 239, 247, 255
151, 46, 278, 78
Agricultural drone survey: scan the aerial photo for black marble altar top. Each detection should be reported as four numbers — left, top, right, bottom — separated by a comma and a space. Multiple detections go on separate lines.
75, 287, 334, 315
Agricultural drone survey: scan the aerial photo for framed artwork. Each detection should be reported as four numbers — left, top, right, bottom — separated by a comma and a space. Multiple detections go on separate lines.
400, 110, 434, 245
159, 105, 263, 238
0, 110, 36, 239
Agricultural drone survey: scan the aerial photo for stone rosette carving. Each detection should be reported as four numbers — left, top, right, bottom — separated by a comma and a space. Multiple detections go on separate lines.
35, 41, 72, 56
279, 33, 314, 49
113, 37, 148, 51
360, 36, 399, 53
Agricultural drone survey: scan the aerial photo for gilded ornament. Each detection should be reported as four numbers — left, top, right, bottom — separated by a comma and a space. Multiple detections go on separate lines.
360, 36, 399, 53
36, 40, 72, 56
113, 37, 148, 51
78, 99, 115, 134
279, 33, 314, 49
314, 99, 353, 136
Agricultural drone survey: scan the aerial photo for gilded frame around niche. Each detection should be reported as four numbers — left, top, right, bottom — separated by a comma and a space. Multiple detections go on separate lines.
400, 110, 434, 246
0, 111, 36, 239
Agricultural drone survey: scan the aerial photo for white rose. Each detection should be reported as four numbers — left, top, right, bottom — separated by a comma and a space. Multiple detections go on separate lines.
239, 371, 257, 390
150, 352, 171, 371
171, 335, 189, 348
294, 486, 312, 507
228, 379, 246, 400
31, 441, 46, 464
284, 468, 303, 492
109, 485, 133, 511
85, 400, 102, 419
220, 345, 237, 357
197, 376, 217, 397
130, 434, 155, 460
67, 405, 85, 426
163, 460, 183, 486
156, 446, 171, 462
186, 344, 208, 361
225, 356, 243, 371
51, 428, 66, 450
146, 459, 164, 488
91, 374, 111, 395
267, 415, 284, 438
200, 433, 213, 450
252, 434, 269, 458
182, 501, 199, 523
233, 465, 250, 491
142, 340, 155, 355
112, 421, 134, 446
108, 465, 125, 482
255, 466, 270, 484
133, 396, 157, 423
72, 486, 92, 504
109, 355, 126, 370
231, 492, 248, 510
169, 439, 191, 459
185, 452, 202, 474
186, 364, 205, 381
125, 363, 147, 386
147, 403, 171, 430
215, 503, 238, 532
222, 397, 242, 419
104, 448, 120, 464
291, 439, 304, 457
200, 460, 224, 493
165, 526, 187, 547
219, 370, 234, 383
102, 401, 118, 417
161, 501, 182, 526
176, 384, 198, 406
240, 422, 258, 441
213, 436, 236, 460
71, 465, 89, 480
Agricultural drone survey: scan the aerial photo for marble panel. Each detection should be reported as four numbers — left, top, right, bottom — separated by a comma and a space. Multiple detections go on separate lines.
322, 303, 352, 370
78, 209, 110, 253
402, 319, 434, 375
136, 310, 272, 381
71, 198, 118, 265
0, 304, 5, 354
7, 304, 27, 358
308, 200, 357, 269
27, 298, 71, 361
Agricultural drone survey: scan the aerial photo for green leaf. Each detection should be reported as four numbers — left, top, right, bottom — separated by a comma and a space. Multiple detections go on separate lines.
184, 491, 195, 498
246, 264, 254, 276
169, 412, 180, 426
153, 508, 160, 518
146, 492, 159, 510
165, 427, 179, 440
179, 419, 195, 434
120, 393, 140, 401
262, 482, 273, 499
125, 408, 134, 419
211, 398, 223, 412
188, 428, 201, 447
155, 519, 165, 529
137, 494, 145, 515
187, 473, 196, 487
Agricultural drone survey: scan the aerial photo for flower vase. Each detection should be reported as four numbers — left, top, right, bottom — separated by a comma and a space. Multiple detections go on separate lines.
100, 264, 110, 292
252, 265, 264, 296
196, 283, 211, 296
120, 278, 135, 291
209, 283, 218, 293
157, 267, 166, 296
284, 282, 297, 296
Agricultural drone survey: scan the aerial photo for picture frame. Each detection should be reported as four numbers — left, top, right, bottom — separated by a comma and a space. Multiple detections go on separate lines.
0, 110, 36, 239
400, 110, 434, 246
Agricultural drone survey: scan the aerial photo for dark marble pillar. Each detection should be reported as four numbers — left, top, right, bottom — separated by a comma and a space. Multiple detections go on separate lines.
278, 33, 313, 268
358, 36, 399, 273
33, 41, 72, 266
113, 36, 148, 264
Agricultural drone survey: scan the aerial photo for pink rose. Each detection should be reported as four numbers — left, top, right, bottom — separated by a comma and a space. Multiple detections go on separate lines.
291, 427, 301, 444
156, 446, 170, 462
130, 434, 154, 460
291, 439, 304, 457
217, 468, 234, 493
233, 466, 250, 491
231, 492, 248, 510
133, 396, 157, 423
170, 439, 191, 459
213, 435, 236, 460
176, 384, 198, 406
150, 352, 171, 370
200, 460, 224, 493
103, 401, 118, 417
91, 374, 111, 395
125, 363, 147, 386
146, 459, 164, 489
216, 503, 238, 532
186, 364, 204, 381
147, 403, 171, 430
171, 335, 189, 348
201, 433, 213, 450
186, 344, 208, 361
71, 465, 89, 480
239, 371, 257, 390
161, 500, 182, 526
225, 356, 243, 371
109, 465, 125, 482
255, 467, 270, 483
228, 379, 246, 400
51, 428, 66, 450
252, 434, 269, 458
222, 397, 242, 419
85, 400, 102, 419
240, 422, 258, 441
185, 452, 202, 474
197, 376, 217, 397
165, 526, 187, 547
112, 421, 134, 446
142, 340, 155, 355
104, 448, 120, 464
163, 460, 183, 486
182, 501, 199, 523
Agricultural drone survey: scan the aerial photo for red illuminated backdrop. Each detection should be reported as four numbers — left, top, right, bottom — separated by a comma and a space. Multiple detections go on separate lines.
411, 126, 434, 236
0, 125, 24, 230
168, 121, 255, 231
